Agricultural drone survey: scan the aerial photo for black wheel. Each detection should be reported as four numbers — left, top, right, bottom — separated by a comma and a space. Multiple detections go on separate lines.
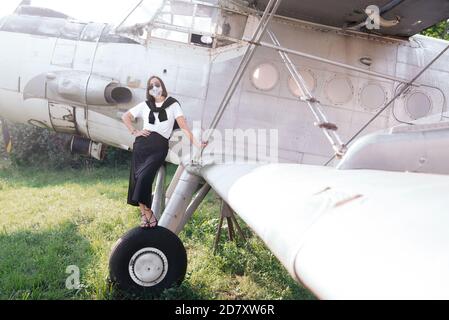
109, 226, 187, 295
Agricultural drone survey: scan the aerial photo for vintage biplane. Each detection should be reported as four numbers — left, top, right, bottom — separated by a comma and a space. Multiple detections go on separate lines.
1, 0, 449, 299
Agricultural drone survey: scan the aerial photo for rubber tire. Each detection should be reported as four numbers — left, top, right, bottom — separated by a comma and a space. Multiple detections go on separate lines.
109, 226, 187, 295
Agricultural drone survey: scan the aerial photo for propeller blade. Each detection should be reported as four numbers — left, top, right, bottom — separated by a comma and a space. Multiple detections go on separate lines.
0, 118, 12, 153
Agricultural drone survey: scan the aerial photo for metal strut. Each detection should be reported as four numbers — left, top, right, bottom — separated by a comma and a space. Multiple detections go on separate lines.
213, 200, 247, 254
151, 163, 167, 220
266, 29, 346, 157
196, 0, 284, 162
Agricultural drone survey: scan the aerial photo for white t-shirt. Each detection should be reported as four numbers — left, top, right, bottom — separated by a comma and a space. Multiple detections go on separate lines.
128, 97, 184, 139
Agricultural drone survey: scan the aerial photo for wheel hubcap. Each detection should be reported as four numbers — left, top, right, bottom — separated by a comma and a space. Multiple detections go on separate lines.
129, 248, 168, 287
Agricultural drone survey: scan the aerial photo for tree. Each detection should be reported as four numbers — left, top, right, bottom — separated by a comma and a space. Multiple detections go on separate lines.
422, 20, 449, 40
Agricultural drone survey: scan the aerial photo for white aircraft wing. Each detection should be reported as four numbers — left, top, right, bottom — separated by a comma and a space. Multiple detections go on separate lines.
200, 163, 449, 299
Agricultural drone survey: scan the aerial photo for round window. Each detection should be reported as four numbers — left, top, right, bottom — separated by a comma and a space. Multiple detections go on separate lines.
251, 63, 279, 91
288, 70, 316, 97
360, 83, 387, 111
405, 91, 432, 120
325, 76, 354, 105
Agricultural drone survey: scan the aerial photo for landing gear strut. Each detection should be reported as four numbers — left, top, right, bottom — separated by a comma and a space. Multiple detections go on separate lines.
213, 200, 247, 254
109, 168, 206, 294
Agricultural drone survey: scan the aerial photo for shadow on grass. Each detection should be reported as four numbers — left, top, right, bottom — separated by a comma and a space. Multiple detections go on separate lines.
107, 281, 209, 300
0, 222, 94, 300
211, 237, 315, 300
0, 220, 209, 300
180, 204, 315, 300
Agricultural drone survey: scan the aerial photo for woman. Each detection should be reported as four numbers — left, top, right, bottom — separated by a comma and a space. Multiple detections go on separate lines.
122, 76, 205, 228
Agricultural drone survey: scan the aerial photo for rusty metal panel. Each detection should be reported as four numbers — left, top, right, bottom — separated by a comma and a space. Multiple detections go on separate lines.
48, 102, 77, 134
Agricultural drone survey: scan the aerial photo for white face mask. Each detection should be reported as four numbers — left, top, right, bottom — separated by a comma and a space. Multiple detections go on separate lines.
149, 85, 162, 98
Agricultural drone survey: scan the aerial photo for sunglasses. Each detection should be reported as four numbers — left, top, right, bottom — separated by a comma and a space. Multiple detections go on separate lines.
149, 83, 161, 89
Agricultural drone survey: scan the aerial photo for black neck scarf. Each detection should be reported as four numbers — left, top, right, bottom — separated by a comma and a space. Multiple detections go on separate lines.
146, 97, 178, 124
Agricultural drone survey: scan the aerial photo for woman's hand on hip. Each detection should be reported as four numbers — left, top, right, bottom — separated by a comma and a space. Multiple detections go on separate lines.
133, 129, 151, 137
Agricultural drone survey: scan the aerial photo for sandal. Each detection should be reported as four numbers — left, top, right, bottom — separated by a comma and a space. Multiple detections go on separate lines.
140, 211, 151, 228
142, 207, 158, 228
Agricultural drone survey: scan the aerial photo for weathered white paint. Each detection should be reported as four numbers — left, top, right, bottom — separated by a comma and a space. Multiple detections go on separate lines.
201, 162, 449, 299
1, 2, 449, 299
0, 9, 447, 165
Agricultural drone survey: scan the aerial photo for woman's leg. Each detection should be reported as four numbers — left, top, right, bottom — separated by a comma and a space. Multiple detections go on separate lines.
131, 151, 166, 211
139, 202, 151, 228
138, 203, 146, 213
135, 153, 166, 228
139, 202, 158, 227
130, 136, 168, 227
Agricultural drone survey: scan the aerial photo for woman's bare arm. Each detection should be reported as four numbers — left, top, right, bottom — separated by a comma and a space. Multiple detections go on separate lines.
176, 116, 207, 148
121, 112, 150, 137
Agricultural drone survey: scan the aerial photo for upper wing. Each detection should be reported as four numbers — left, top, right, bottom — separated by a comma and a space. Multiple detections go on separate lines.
200, 162, 449, 299
256, 0, 449, 38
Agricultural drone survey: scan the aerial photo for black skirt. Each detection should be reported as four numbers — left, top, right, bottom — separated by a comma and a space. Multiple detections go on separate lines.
127, 132, 169, 208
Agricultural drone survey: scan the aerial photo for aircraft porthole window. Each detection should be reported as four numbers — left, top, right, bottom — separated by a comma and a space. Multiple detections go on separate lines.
405, 91, 433, 120
359, 83, 387, 111
325, 75, 354, 105
251, 63, 279, 91
288, 70, 316, 98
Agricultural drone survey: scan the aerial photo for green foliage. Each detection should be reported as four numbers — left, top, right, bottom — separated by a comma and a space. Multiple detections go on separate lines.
1, 121, 131, 169
0, 164, 314, 300
422, 20, 449, 40
7, 122, 74, 169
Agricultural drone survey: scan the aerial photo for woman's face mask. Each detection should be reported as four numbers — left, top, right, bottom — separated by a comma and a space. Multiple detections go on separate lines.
149, 83, 162, 97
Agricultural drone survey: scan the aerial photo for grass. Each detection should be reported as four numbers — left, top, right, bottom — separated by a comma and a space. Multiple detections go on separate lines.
0, 162, 315, 300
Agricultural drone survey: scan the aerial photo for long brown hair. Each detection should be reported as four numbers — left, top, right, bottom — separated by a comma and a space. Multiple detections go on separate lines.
146, 76, 168, 102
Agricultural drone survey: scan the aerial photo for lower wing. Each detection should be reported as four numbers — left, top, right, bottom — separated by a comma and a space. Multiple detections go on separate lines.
200, 163, 449, 299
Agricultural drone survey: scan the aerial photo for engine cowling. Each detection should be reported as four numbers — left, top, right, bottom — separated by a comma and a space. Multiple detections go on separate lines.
24, 71, 133, 106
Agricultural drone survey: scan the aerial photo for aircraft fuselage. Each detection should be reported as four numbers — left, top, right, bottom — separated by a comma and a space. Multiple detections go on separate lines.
0, 10, 448, 166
